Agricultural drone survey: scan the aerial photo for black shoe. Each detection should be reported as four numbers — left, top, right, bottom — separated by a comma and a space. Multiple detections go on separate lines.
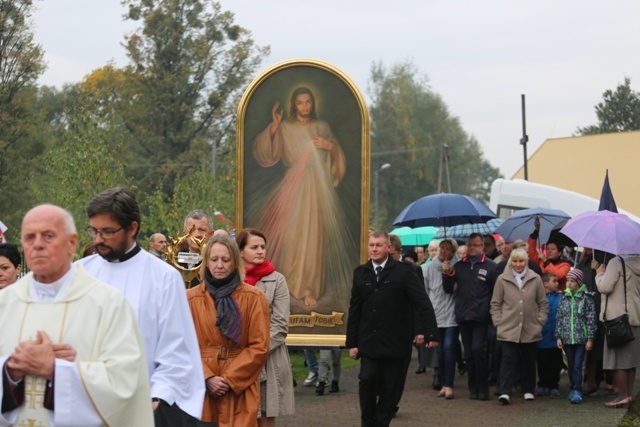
487, 374, 497, 386
329, 380, 340, 393
315, 381, 326, 396
478, 392, 490, 401
415, 367, 426, 374
293, 378, 298, 388
432, 375, 442, 390
470, 393, 479, 400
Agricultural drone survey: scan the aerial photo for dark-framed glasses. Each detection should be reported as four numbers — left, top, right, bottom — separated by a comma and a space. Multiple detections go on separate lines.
86, 226, 124, 240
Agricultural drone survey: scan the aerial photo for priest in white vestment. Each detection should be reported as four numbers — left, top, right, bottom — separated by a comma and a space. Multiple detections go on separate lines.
0, 204, 153, 426
78, 188, 205, 423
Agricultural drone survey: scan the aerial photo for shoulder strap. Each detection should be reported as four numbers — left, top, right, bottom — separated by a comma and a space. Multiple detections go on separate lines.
620, 256, 628, 313
604, 256, 628, 321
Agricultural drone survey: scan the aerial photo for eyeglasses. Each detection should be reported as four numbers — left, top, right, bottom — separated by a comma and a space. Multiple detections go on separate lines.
468, 243, 484, 248
86, 226, 124, 240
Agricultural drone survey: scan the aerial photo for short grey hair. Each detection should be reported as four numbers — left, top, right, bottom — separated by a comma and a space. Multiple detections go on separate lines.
62, 207, 77, 234
183, 209, 213, 231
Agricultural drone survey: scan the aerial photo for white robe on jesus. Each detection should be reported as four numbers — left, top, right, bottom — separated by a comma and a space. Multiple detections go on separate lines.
78, 248, 205, 419
0, 264, 153, 426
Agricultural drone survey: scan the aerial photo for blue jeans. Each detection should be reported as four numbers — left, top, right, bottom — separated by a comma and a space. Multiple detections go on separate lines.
564, 344, 586, 392
304, 348, 319, 374
459, 321, 489, 394
437, 326, 460, 388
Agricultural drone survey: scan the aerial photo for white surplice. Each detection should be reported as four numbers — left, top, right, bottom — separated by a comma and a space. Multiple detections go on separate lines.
78, 248, 205, 419
0, 265, 153, 426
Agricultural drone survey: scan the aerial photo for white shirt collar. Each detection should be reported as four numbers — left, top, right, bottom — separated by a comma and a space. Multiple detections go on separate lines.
372, 257, 389, 270
30, 264, 76, 302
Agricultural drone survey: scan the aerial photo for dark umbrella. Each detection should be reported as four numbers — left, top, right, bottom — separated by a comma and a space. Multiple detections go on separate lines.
548, 219, 577, 248
598, 169, 618, 213
392, 193, 497, 238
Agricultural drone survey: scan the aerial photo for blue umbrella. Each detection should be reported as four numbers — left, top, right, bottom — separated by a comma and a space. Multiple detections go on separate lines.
494, 207, 570, 244
433, 218, 503, 239
392, 193, 498, 237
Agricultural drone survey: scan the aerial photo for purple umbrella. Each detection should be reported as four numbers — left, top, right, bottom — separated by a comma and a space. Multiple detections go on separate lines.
559, 210, 640, 255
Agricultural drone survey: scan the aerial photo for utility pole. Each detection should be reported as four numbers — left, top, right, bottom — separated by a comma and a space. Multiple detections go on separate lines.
520, 94, 529, 181
374, 163, 391, 225
437, 144, 451, 193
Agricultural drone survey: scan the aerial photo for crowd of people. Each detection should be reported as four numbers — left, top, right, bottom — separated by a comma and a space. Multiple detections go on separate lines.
391, 219, 640, 414
2, 190, 640, 427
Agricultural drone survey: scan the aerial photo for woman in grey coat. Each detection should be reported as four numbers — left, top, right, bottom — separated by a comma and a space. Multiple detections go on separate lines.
237, 229, 295, 426
491, 248, 548, 405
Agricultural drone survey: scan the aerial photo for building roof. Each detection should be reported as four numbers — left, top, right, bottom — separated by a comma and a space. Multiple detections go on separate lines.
512, 130, 640, 217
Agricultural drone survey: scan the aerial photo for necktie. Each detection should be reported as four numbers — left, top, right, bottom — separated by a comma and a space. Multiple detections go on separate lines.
375, 266, 382, 281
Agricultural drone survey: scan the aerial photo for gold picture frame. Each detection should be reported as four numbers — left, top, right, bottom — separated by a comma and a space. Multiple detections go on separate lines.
236, 58, 370, 346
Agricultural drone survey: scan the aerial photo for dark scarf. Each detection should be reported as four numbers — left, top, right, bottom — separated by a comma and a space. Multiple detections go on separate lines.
244, 259, 276, 286
204, 269, 242, 347
467, 253, 483, 268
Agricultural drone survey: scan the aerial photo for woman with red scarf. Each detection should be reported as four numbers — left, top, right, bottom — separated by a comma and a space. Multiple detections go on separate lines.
237, 229, 295, 427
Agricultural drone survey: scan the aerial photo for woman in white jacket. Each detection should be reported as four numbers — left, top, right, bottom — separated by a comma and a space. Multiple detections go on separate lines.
425, 238, 459, 399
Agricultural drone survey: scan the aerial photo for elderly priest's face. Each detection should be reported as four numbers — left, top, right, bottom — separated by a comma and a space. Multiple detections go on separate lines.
21, 205, 78, 284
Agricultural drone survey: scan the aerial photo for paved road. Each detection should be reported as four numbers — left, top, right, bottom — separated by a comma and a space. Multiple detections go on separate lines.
279, 351, 633, 426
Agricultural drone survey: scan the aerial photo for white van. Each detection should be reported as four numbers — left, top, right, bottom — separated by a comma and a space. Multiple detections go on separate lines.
489, 178, 640, 223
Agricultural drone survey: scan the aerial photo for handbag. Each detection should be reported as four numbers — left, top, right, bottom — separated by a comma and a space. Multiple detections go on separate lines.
603, 257, 635, 348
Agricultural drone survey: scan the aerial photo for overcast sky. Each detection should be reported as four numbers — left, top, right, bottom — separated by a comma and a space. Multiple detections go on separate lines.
32, 0, 640, 178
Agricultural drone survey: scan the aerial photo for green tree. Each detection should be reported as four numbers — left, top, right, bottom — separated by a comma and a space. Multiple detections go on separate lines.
142, 160, 235, 241
30, 95, 131, 255
0, 0, 47, 242
368, 61, 501, 228
576, 77, 640, 135
114, 0, 269, 193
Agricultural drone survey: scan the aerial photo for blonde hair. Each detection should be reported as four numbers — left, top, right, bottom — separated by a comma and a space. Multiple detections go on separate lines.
428, 239, 440, 251
508, 248, 529, 264
199, 235, 245, 283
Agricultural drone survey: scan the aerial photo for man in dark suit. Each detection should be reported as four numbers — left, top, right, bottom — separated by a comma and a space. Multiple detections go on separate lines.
347, 231, 438, 427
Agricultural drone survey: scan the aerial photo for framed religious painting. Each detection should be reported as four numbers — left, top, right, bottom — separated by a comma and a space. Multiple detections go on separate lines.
236, 59, 370, 346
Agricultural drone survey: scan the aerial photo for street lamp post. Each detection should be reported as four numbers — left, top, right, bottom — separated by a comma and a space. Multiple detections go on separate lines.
374, 163, 391, 225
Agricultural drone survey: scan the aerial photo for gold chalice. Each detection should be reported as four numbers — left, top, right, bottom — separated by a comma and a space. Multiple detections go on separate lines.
166, 226, 206, 288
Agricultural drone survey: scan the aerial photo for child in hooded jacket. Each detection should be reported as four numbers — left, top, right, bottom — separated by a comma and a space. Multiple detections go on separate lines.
555, 269, 597, 404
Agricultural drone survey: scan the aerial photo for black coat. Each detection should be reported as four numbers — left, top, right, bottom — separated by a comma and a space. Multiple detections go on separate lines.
443, 254, 498, 324
346, 257, 438, 359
